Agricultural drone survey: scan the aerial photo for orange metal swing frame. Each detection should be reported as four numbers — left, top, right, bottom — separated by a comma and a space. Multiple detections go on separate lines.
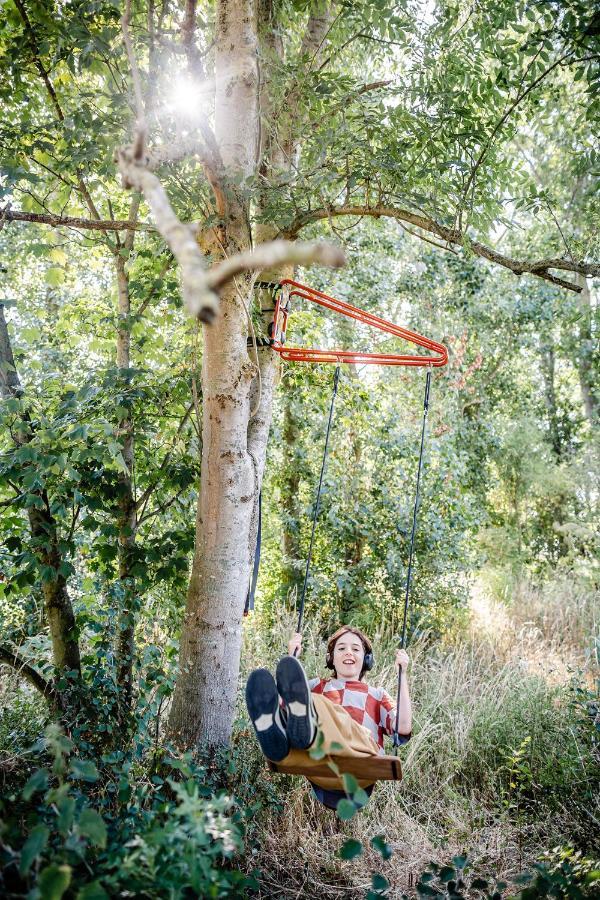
269, 279, 448, 367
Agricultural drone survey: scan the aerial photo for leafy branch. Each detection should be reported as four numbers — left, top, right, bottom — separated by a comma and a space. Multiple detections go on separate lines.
0, 645, 55, 702
285, 205, 599, 292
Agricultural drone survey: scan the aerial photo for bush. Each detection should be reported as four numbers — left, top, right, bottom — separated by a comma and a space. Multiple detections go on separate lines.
0, 724, 258, 899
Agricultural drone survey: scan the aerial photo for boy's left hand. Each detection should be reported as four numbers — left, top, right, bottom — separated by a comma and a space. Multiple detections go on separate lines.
395, 649, 409, 672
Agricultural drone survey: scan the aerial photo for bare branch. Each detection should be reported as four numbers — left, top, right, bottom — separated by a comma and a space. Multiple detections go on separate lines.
13, 0, 64, 121
116, 148, 220, 322
149, 138, 226, 213
121, 0, 147, 156
0, 645, 55, 702
2, 208, 149, 233
205, 239, 345, 293
284, 205, 599, 292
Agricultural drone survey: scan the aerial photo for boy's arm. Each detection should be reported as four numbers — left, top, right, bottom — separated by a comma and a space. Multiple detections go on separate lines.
381, 650, 412, 740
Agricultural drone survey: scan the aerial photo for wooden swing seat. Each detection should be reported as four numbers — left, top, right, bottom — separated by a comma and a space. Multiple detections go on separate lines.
267, 754, 402, 782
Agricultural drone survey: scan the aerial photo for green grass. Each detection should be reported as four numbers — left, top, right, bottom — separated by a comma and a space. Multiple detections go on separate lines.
238, 576, 600, 897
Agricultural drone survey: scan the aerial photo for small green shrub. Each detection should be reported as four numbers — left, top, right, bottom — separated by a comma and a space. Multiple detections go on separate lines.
0, 724, 258, 899
514, 847, 600, 899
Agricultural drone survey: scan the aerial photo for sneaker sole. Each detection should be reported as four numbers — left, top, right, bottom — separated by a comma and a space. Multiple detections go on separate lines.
245, 669, 289, 762
276, 656, 315, 750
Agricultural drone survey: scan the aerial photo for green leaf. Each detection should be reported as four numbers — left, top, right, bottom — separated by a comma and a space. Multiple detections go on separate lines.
22, 769, 48, 800
452, 856, 468, 870
341, 772, 359, 794
78, 808, 107, 848
38, 864, 72, 900
76, 881, 109, 899
56, 796, 76, 836
70, 759, 99, 782
19, 824, 49, 875
440, 866, 456, 883
336, 798, 357, 820
372, 873, 389, 892
339, 838, 363, 860
353, 786, 370, 806
45, 267, 65, 287
371, 835, 393, 860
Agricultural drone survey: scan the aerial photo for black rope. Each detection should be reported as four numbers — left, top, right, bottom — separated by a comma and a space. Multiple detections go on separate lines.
393, 368, 432, 751
295, 364, 341, 646
244, 491, 262, 616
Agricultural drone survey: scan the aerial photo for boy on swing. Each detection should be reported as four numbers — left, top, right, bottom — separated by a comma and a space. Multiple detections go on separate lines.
245, 626, 411, 807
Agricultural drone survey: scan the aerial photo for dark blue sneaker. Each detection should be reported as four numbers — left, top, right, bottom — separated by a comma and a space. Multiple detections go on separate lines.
245, 668, 289, 762
276, 656, 317, 750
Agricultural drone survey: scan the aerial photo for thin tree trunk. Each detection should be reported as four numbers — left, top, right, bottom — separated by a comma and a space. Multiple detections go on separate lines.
539, 337, 563, 460
29, 505, 81, 675
114, 252, 138, 713
574, 275, 598, 427
0, 303, 81, 680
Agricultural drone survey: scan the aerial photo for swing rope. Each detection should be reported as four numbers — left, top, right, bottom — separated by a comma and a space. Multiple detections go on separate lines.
295, 364, 341, 643
393, 367, 432, 752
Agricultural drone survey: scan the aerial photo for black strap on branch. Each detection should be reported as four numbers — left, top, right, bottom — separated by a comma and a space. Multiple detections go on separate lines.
244, 490, 262, 616
295, 364, 341, 646
393, 368, 432, 752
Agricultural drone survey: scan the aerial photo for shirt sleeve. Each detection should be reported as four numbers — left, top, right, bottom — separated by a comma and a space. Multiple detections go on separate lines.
379, 689, 411, 742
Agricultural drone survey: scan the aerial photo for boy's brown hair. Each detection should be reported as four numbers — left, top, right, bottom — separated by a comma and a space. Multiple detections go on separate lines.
326, 626, 373, 678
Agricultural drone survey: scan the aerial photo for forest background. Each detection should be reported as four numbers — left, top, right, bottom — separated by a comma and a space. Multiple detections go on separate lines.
0, 0, 599, 897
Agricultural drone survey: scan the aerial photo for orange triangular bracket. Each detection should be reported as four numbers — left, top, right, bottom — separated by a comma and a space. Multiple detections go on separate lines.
269, 279, 448, 368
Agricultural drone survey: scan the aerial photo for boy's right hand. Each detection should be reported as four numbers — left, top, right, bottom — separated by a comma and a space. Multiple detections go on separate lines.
287, 632, 302, 657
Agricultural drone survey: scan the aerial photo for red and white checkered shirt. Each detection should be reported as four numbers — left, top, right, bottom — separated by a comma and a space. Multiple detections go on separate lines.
309, 677, 410, 752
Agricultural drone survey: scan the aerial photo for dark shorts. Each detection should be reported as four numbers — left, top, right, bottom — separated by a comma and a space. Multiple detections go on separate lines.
310, 782, 374, 810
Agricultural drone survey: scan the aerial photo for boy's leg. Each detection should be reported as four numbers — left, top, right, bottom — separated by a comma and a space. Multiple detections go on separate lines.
245, 668, 289, 762
279, 693, 381, 791
275, 656, 318, 750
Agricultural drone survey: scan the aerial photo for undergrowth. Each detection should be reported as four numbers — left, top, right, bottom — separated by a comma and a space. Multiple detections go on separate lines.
0, 575, 598, 898
238, 576, 600, 898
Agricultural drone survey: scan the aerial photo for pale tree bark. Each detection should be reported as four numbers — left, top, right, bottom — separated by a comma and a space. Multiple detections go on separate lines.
167, 0, 339, 748
167, 0, 260, 747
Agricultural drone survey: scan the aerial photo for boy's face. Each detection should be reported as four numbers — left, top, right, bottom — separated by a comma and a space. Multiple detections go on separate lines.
332, 633, 365, 681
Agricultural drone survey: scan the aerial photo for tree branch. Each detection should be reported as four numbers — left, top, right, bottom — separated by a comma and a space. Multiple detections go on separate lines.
2, 208, 150, 233
284, 205, 598, 292
205, 239, 345, 293
138, 483, 189, 525
461, 51, 573, 217
116, 148, 220, 322
135, 402, 195, 514
0, 645, 55, 702
14, 0, 102, 222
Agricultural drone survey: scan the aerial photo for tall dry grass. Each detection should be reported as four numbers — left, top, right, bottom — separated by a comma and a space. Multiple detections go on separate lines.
236, 577, 600, 898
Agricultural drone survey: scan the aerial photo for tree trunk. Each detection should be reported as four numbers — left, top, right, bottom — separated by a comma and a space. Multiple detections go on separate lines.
539, 336, 563, 460
574, 275, 598, 427
114, 252, 139, 713
29, 504, 81, 675
168, 280, 257, 747
0, 303, 81, 679
168, 0, 334, 749
167, 0, 261, 749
